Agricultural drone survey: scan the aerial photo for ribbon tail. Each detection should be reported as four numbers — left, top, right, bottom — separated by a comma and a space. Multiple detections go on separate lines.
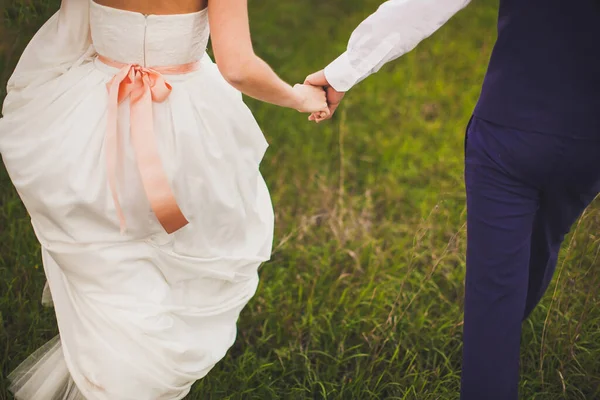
129, 79, 189, 234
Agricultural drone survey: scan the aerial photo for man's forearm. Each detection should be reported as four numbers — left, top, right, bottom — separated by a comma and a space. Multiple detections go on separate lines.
324, 0, 471, 92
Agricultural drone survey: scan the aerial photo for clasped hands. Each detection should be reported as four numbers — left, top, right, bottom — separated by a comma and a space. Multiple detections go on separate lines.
293, 70, 346, 123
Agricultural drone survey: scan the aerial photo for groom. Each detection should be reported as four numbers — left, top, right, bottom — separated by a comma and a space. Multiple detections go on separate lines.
304, 0, 600, 399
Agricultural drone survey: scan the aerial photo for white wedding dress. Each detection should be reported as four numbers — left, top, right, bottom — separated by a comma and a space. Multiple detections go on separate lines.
0, 1, 274, 399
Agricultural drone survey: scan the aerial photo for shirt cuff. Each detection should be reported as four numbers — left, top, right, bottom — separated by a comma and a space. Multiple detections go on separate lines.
324, 52, 362, 92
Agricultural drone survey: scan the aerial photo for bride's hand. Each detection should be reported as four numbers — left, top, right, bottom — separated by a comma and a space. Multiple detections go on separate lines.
292, 84, 330, 116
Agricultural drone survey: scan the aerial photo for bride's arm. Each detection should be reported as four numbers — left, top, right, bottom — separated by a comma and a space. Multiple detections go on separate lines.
209, 0, 327, 113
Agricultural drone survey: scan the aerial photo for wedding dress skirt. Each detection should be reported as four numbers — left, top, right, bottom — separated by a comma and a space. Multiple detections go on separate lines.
0, 1, 274, 399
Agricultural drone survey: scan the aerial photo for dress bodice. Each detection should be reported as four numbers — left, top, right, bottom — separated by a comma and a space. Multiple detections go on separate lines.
89, 0, 210, 67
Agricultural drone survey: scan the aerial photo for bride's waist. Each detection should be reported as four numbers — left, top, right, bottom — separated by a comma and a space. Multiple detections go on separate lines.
93, 53, 211, 80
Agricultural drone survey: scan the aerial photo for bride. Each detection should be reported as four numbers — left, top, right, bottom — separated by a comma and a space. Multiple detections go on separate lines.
0, 0, 328, 398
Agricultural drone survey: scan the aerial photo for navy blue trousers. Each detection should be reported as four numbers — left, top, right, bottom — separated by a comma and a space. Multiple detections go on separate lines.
460, 117, 600, 399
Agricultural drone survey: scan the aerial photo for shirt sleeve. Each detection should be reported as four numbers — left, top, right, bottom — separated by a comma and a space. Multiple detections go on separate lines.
324, 0, 471, 92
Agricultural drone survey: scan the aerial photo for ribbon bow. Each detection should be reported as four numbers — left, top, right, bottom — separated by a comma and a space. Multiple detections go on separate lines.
101, 56, 198, 234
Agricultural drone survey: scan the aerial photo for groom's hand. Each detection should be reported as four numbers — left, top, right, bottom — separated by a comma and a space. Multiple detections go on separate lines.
304, 70, 345, 123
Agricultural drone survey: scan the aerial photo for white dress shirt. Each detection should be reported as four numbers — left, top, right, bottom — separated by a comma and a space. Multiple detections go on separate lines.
324, 0, 472, 92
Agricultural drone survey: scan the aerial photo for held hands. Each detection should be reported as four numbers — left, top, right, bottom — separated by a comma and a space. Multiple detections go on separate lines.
291, 69, 346, 122
292, 84, 330, 119
304, 70, 346, 123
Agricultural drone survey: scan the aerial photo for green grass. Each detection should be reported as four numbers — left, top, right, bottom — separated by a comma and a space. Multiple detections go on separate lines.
1, 0, 600, 399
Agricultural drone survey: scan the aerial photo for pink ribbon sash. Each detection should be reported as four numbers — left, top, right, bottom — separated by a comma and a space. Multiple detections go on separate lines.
99, 55, 200, 234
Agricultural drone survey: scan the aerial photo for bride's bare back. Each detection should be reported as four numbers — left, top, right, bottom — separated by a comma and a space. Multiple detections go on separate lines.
94, 0, 208, 15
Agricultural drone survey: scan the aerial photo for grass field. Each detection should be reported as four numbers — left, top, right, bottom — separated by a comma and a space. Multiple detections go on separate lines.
1, 0, 600, 399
